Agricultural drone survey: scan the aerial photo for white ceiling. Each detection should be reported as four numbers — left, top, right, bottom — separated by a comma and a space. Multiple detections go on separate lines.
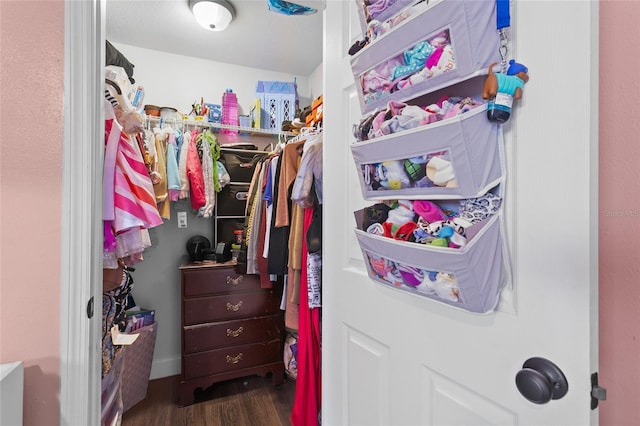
105, 0, 325, 76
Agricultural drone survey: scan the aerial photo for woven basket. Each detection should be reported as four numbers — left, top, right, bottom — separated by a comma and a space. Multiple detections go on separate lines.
122, 322, 157, 412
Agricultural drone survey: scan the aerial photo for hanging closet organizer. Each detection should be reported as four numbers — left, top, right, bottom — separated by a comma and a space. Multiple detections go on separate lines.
349, 0, 515, 314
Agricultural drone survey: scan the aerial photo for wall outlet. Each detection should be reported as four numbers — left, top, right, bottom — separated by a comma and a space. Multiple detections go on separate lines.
177, 212, 187, 228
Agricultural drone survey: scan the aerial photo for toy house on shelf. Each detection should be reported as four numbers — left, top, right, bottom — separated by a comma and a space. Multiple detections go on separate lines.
256, 80, 298, 131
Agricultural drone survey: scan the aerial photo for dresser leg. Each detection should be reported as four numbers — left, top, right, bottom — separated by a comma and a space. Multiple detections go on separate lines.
178, 383, 196, 407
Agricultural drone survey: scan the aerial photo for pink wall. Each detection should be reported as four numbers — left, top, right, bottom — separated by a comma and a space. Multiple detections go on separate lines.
0, 1, 64, 425
599, 1, 640, 424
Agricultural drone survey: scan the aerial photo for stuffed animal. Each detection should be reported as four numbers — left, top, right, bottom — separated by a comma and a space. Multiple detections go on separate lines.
482, 59, 529, 123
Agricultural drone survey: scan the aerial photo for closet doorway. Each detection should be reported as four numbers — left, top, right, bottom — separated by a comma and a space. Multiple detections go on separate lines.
84, 0, 322, 422
62, 1, 600, 425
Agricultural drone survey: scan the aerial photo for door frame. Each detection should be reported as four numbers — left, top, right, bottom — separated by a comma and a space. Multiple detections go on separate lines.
59, 0, 600, 423
60, 0, 104, 424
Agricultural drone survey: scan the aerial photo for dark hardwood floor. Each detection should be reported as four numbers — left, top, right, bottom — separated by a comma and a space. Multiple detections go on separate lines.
122, 374, 296, 426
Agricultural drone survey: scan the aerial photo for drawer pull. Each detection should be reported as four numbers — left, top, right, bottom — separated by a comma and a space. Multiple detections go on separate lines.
226, 275, 243, 286
226, 301, 243, 312
226, 326, 244, 338
226, 353, 243, 364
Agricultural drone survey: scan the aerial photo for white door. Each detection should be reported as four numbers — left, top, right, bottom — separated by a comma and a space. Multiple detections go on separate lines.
322, 1, 598, 425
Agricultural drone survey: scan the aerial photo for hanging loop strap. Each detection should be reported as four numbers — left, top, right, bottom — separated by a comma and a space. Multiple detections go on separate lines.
498, 29, 509, 73
496, 0, 511, 30
496, 0, 511, 73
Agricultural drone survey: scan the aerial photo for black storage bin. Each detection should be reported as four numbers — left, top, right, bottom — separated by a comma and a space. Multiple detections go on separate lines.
216, 184, 249, 217
219, 148, 264, 183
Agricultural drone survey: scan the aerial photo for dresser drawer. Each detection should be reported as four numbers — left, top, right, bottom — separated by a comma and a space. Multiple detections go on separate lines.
183, 290, 280, 325
183, 315, 283, 353
183, 339, 282, 380
182, 268, 261, 297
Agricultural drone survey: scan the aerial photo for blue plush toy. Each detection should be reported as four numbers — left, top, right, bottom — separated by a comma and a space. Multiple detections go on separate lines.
482, 59, 530, 123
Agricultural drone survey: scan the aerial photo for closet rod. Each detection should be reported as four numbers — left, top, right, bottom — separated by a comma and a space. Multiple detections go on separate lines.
144, 115, 297, 138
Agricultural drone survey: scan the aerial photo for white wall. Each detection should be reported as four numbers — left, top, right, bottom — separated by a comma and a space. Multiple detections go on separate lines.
109, 42, 319, 379
309, 62, 323, 101
112, 42, 313, 116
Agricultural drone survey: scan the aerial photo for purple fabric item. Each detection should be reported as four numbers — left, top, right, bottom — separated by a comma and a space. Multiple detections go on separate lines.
367, 0, 390, 19
425, 45, 445, 69
371, 110, 389, 134
361, 57, 404, 94
362, 70, 391, 94
398, 264, 424, 287
376, 105, 433, 137
104, 221, 117, 251
378, 114, 421, 136
388, 100, 407, 116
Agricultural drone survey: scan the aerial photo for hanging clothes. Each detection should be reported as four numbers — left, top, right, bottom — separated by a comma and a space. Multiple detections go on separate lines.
267, 155, 290, 275
289, 130, 323, 424
292, 132, 323, 208
186, 130, 206, 211
151, 128, 170, 219
245, 160, 265, 274
256, 169, 274, 289
262, 155, 279, 260
103, 100, 162, 269
287, 196, 305, 305
178, 131, 191, 200
196, 130, 216, 218
275, 139, 306, 227
166, 131, 181, 202
273, 140, 307, 319
290, 204, 322, 426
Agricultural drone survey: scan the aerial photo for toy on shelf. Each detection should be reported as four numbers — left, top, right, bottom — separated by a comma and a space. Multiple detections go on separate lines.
482, 59, 529, 123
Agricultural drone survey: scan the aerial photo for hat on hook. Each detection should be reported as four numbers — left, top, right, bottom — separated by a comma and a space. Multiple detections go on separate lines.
507, 59, 528, 76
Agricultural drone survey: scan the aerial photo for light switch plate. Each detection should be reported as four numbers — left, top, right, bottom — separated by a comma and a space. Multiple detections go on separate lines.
177, 211, 187, 228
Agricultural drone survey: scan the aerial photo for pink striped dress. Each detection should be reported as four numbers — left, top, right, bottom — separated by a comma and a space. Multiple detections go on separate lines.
104, 103, 163, 265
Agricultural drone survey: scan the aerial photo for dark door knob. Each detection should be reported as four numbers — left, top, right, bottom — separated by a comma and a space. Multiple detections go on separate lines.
515, 357, 568, 404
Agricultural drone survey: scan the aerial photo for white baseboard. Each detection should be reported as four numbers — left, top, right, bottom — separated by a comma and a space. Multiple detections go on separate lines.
149, 356, 180, 380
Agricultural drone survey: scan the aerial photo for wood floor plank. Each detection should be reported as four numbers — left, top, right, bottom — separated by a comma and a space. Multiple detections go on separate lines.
122, 374, 295, 426
239, 387, 280, 426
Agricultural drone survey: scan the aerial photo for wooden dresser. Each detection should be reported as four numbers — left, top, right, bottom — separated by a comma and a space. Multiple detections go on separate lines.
179, 262, 284, 406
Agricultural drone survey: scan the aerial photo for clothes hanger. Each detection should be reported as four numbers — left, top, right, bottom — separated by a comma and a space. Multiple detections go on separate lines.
105, 78, 122, 95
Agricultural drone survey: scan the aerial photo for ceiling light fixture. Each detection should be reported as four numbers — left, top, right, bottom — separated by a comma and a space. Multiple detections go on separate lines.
189, 0, 235, 32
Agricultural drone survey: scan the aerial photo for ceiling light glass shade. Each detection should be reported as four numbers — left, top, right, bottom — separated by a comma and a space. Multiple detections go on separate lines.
190, 0, 235, 32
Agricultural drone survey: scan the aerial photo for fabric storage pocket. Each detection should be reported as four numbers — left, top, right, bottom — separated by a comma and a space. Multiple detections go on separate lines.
220, 149, 263, 183
216, 184, 249, 217
354, 213, 504, 314
354, 0, 416, 36
351, 106, 503, 200
351, 0, 500, 115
